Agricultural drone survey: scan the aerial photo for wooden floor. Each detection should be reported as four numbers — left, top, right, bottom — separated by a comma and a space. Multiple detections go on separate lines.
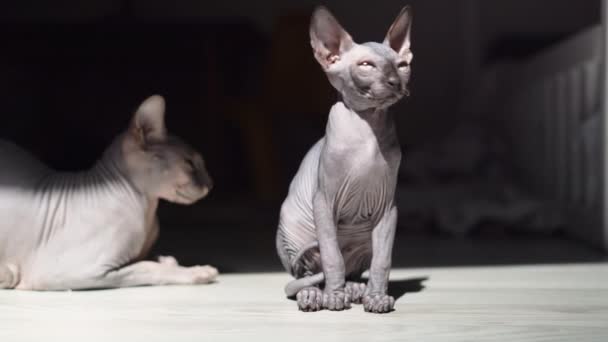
1, 263, 607, 342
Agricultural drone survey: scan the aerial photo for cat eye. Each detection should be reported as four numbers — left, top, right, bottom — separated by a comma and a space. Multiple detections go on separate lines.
185, 158, 196, 170
397, 61, 410, 69
358, 61, 376, 69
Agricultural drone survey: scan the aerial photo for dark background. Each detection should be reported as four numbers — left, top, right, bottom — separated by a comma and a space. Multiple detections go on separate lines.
0, 1, 604, 272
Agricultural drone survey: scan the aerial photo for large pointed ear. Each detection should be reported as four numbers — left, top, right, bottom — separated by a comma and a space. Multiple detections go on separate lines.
309, 6, 354, 70
129, 95, 167, 146
383, 6, 413, 64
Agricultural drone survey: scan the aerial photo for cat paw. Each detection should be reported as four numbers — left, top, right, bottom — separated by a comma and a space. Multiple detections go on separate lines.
345, 281, 366, 304
0, 263, 20, 289
323, 290, 351, 311
187, 265, 219, 284
296, 287, 323, 312
158, 255, 179, 267
363, 293, 395, 313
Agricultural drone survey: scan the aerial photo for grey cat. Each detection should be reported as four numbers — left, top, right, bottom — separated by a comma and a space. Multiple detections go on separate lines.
276, 6, 413, 313
0, 95, 218, 290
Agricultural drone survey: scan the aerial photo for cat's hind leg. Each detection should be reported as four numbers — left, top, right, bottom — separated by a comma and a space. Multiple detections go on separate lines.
0, 263, 20, 289
290, 274, 351, 312
296, 286, 324, 312
285, 272, 324, 297
345, 281, 366, 304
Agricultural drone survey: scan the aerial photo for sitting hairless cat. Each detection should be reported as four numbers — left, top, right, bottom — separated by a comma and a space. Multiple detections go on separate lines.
0, 95, 218, 290
276, 6, 413, 313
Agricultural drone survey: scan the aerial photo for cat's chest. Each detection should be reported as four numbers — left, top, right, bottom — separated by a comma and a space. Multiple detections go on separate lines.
322, 106, 400, 183
333, 154, 396, 222
321, 109, 400, 224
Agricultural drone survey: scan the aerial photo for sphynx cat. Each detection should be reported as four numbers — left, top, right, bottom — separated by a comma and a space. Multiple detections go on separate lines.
0, 95, 218, 290
276, 6, 413, 313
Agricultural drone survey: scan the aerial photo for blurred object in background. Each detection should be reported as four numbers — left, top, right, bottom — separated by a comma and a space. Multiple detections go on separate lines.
0, 0, 605, 269
226, 9, 334, 201
397, 122, 565, 236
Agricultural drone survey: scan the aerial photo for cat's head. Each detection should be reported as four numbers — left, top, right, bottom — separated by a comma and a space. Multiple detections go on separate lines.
121, 95, 213, 204
310, 6, 413, 111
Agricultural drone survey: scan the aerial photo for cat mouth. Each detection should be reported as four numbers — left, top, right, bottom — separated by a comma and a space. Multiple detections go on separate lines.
176, 187, 209, 202
382, 89, 406, 101
376, 93, 400, 102
176, 190, 197, 202
356, 87, 374, 99
356, 87, 402, 101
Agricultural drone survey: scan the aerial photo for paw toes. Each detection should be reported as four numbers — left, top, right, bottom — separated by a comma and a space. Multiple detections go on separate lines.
323, 293, 334, 310
158, 256, 179, 266
363, 294, 395, 313
297, 287, 323, 312
190, 265, 219, 284
345, 282, 366, 304
322, 291, 350, 311
315, 291, 323, 310
202, 265, 219, 278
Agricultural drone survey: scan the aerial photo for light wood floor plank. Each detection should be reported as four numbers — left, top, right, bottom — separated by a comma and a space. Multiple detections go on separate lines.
1, 263, 607, 342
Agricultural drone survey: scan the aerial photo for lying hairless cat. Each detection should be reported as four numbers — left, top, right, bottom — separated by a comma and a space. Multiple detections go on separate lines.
276, 6, 413, 313
0, 95, 218, 290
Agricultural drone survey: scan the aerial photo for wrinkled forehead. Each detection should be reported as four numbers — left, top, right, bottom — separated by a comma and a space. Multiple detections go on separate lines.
149, 136, 197, 156
360, 42, 399, 60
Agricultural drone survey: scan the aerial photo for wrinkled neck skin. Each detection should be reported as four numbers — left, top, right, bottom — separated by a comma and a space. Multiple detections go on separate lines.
98, 137, 158, 211
38, 137, 156, 220
101, 137, 154, 200
334, 93, 400, 157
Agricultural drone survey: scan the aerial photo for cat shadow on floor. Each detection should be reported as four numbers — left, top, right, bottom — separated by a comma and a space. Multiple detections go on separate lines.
387, 276, 428, 300
285, 275, 428, 301
343, 275, 427, 301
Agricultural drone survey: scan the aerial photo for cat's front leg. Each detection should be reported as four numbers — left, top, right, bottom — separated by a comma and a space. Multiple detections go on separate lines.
104, 256, 218, 288
313, 191, 350, 311
364, 206, 397, 313
35, 256, 219, 290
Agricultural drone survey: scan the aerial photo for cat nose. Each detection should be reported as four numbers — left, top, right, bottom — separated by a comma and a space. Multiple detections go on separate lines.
387, 77, 401, 90
194, 171, 213, 191
205, 176, 214, 191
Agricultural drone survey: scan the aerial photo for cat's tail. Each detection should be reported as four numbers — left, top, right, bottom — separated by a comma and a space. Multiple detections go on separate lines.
284, 272, 325, 297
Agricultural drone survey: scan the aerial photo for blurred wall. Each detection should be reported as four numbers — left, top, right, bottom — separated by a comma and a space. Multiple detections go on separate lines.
0, 0, 600, 204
